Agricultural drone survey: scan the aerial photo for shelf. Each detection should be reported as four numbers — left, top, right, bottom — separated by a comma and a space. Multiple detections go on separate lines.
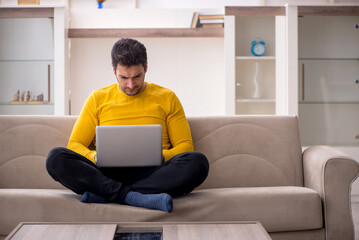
299, 58, 359, 61
225, 6, 285, 16
299, 101, 359, 104
0, 102, 53, 105
9, 101, 47, 105
0, 59, 54, 62
237, 99, 275, 103
0, 7, 54, 18
236, 56, 275, 60
298, 6, 359, 16
68, 28, 224, 38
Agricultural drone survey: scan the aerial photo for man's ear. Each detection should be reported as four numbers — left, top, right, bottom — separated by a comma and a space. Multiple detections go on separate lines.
113, 66, 117, 75
144, 63, 148, 73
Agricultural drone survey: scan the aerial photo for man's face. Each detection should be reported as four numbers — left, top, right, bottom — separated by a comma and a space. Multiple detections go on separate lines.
113, 63, 147, 96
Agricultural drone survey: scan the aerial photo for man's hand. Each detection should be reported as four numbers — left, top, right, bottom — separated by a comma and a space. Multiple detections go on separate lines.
94, 154, 97, 164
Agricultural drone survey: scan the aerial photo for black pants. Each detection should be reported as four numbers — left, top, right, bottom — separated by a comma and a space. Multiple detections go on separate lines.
46, 147, 209, 204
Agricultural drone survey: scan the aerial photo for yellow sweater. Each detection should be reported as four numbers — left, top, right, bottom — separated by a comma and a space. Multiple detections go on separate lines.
67, 82, 194, 164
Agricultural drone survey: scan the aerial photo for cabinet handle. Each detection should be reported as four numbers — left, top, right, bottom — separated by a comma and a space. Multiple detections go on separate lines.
356, 80, 359, 84
302, 63, 305, 101
48, 65, 51, 102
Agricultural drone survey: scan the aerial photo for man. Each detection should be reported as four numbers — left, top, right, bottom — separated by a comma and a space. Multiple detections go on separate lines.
46, 38, 209, 213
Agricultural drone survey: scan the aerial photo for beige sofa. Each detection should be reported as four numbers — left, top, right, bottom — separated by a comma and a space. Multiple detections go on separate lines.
0, 115, 358, 240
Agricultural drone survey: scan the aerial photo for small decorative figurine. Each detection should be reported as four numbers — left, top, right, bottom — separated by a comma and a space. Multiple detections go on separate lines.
10, 90, 44, 103
21, 91, 26, 102
12, 90, 20, 102
26, 91, 32, 101
37, 93, 44, 102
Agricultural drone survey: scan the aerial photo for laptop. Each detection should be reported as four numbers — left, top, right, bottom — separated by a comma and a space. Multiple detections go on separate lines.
95, 124, 163, 167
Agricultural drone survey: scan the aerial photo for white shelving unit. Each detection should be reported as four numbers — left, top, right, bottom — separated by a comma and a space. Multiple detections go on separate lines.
225, 6, 287, 115
0, 11, 55, 115
0, 6, 69, 115
295, 6, 359, 196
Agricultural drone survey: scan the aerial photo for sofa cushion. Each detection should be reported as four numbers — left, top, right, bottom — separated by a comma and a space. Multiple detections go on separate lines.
0, 186, 322, 236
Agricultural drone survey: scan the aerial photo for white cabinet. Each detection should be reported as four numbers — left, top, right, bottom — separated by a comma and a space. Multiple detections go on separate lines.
296, 7, 359, 197
0, 7, 68, 115
0, 17, 54, 115
225, 7, 286, 115
297, 10, 359, 147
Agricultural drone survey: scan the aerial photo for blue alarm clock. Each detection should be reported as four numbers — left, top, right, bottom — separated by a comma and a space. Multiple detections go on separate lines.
251, 40, 266, 56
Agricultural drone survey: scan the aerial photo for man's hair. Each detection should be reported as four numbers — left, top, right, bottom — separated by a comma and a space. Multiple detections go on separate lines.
111, 38, 147, 69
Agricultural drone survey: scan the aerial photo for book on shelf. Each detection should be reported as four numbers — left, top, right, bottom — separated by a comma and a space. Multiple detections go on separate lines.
199, 15, 224, 20
17, 0, 40, 4
202, 23, 224, 28
191, 12, 200, 28
191, 12, 224, 28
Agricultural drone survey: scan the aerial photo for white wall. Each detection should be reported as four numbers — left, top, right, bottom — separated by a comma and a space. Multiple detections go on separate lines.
69, 8, 223, 28
69, 38, 225, 116
68, 8, 225, 116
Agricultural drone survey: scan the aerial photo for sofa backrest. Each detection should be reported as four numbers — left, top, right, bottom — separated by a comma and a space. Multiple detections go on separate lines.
0, 115, 303, 189
189, 116, 303, 189
0, 115, 77, 189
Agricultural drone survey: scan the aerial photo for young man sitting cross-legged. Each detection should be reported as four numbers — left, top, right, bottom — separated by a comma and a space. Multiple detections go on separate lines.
46, 38, 209, 213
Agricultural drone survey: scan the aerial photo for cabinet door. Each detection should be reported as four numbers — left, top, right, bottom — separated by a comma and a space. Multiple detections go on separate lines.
298, 16, 359, 58
234, 16, 276, 115
0, 18, 54, 115
236, 60, 275, 100
0, 18, 53, 60
299, 59, 359, 102
299, 104, 359, 146
298, 15, 359, 146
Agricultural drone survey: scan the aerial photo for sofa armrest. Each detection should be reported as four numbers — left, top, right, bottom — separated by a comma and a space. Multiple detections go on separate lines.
303, 145, 359, 240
